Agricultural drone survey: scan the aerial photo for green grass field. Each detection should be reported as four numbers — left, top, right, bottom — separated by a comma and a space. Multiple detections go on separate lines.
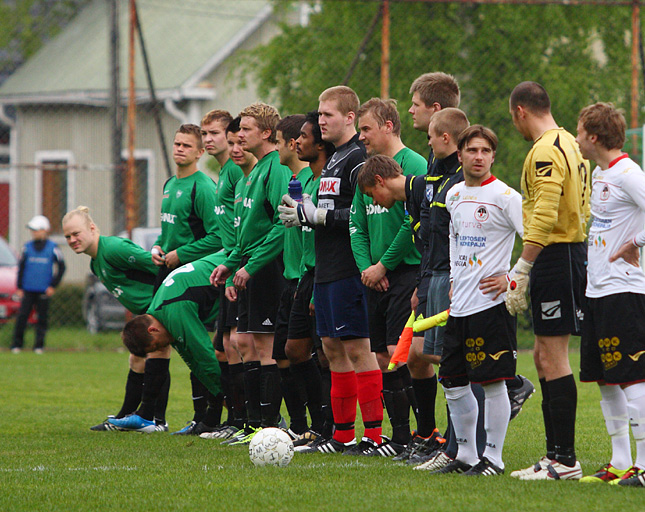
1, 345, 644, 511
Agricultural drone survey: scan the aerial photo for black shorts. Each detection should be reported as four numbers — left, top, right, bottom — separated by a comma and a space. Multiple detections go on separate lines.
214, 285, 238, 350
237, 256, 286, 334
272, 279, 299, 360
439, 303, 517, 386
288, 270, 321, 348
414, 274, 430, 332
153, 265, 173, 293
530, 242, 586, 337
368, 265, 417, 353
580, 293, 645, 385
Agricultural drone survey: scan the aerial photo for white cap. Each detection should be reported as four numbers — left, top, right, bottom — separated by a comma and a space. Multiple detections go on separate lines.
27, 215, 51, 231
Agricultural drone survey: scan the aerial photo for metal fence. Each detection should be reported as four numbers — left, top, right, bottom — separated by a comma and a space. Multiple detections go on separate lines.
0, 0, 643, 341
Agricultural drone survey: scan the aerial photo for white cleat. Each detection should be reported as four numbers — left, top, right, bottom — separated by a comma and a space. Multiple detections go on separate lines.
510, 456, 551, 479
520, 460, 582, 481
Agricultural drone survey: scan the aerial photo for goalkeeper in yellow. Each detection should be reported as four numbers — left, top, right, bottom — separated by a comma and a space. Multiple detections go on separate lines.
506, 81, 590, 480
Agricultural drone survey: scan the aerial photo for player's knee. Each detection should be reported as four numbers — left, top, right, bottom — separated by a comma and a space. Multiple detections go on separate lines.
440, 374, 470, 389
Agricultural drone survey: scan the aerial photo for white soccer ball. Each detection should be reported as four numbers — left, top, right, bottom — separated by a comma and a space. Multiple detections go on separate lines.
248, 427, 294, 467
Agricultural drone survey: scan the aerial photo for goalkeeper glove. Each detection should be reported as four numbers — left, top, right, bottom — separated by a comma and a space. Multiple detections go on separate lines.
505, 257, 534, 316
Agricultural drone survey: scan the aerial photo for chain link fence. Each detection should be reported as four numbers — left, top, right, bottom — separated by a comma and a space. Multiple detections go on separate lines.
0, 0, 643, 345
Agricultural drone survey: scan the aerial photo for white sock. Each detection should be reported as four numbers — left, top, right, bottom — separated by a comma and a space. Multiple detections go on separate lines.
444, 384, 479, 466
599, 384, 631, 470
482, 381, 510, 470
624, 382, 645, 469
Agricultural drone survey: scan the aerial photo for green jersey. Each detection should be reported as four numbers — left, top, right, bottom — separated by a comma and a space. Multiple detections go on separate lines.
90, 236, 157, 315
214, 159, 244, 254
148, 251, 225, 396
300, 174, 320, 275
283, 167, 314, 280
154, 170, 222, 264
350, 147, 426, 272
224, 151, 291, 276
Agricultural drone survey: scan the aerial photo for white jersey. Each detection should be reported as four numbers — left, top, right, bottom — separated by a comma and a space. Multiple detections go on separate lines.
586, 154, 645, 298
446, 176, 523, 317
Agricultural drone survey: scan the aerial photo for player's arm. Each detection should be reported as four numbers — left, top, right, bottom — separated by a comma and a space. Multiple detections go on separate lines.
325, 159, 364, 230
380, 209, 417, 271
110, 238, 158, 275
610, 170, 645, 266
50, 245, 66, 288
349, 189, 372, 273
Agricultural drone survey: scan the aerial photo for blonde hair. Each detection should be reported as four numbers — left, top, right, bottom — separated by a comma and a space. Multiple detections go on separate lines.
319, 86, 360, 116
429, 108, 469, 141
358, 98, 401, 136
239, 102, 281, 143
62, 205, 99, 232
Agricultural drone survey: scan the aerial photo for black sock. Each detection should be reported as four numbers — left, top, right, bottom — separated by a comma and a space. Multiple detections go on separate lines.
547, 374, 577, 465
280, 366, 308, 434
382, 370, 411, 445
260, 364, 282, 427
292, 358, 324, 433
229, 363, 247, 429
219, 361, 230, 424
319, 365, 333, 438
203, 391, 224, 427
471, 383, 487, 459
154, 371, 170, 424
506, 375, 524, 390
116, 370, 144, 418
137, 358, 170, 421
243, 361, 262, 429
540, 378, 556, 459
412, 376, 437, 437
190, 372, 209, 424
398, 365, 418, 422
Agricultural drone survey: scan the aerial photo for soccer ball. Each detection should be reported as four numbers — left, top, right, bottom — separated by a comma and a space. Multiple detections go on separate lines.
248, 427, 294, 467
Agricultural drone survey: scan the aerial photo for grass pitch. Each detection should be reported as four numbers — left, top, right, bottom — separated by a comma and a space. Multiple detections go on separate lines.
1, 348, 643, 512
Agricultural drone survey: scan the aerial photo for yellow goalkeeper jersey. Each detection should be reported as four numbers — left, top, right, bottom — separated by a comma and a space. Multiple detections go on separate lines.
521, 128, 591, 248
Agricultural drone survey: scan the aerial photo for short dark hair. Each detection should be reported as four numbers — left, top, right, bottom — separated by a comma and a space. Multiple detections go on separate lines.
276, 114, 307, 143
201, 109, 233, 128
226, 116, 241, 135
457, 125, 499, 152
176, 124, 204, 149
122, 315, 154, 357
303, 111, 335, 157
357, 154, 403, 193
509, 81, 551, 115
358, 98, 402, 136
578, 102, 626, 151
409, 72, 460, 108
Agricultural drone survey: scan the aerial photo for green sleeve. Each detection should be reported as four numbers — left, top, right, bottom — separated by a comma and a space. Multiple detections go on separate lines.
176, 180, 221, 263
243, 168, 289, 276
379, 210, 418, 270
349, 188, 372, 273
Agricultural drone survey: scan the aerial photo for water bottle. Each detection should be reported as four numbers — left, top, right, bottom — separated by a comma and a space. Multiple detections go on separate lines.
288, 175, 302, 202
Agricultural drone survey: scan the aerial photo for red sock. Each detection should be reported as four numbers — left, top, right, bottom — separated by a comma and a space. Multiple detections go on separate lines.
330, 370, 357, 443
357, 369, 383, 444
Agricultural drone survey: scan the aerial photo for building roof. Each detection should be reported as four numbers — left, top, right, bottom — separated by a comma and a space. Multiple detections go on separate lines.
0, 0, 272, 105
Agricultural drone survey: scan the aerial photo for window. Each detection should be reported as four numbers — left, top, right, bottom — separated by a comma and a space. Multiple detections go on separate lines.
35, 151, 74, 235
115, 150, 155, 232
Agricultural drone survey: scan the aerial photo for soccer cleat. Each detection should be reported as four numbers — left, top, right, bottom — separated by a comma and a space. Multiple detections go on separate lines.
10, 347, 21, 354
292, 429, 321, 448
227, 427, 260, 446
90, 415, 121, 431
414, 451, 454, 471
406, 430, 446, 465
107, 414, 156, 433
520, 460, 582, 480
172, 421, 197, 435
428, 459, 472, 474
508, 375, 535, 420
34, 348, 44, 355
580, 463, 628, 483
154, 421, 169, 432
201, 425, 240, 440
463, 457, 504, 476
343, 437, 379, 456
299, 437, 356, 454
614, 466, 645, 486
366, 436, 406, 457
510, 456, 551, 478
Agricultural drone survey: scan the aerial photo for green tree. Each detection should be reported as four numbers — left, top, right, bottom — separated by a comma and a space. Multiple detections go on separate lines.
244, 1, 641, 188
